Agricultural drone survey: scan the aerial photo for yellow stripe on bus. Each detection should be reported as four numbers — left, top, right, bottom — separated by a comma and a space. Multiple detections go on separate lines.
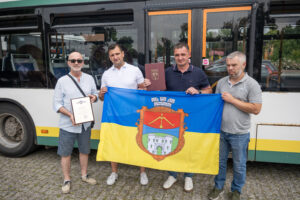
243, 138, 300, 153
36, 126, 100, 140
256, 139, 300, 153
36, 128, 300, 153
248, 138, 256, 150
249, 138, 300, 153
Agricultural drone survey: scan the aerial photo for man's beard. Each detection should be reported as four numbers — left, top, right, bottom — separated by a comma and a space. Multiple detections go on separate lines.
230, 69, 243, 79
70, 66, 82, 72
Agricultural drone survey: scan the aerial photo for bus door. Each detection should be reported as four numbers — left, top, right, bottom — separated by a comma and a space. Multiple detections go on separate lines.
147, 7, 251, 73
202, 7, 251, 89
148, 10, 191, 67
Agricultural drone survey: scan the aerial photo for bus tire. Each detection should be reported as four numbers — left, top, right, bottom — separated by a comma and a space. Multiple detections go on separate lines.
0, 103, 36, 157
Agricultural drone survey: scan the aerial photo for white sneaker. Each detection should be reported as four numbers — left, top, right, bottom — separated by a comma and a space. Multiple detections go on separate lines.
140, 172, 148, 185
106, 172, 118, 185
61, 180, 71, 194
163, 176, 177, 189
82, 175, 97, 185
184, 177, 193, 192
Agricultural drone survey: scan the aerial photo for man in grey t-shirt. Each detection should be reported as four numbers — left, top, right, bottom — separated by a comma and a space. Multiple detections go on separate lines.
208, 51, 262, 200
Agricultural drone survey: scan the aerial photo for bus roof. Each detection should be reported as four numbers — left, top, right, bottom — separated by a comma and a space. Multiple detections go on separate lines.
0, 0, 123, 9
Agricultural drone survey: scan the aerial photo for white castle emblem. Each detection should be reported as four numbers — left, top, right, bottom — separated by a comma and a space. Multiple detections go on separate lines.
147, 134, 173, 155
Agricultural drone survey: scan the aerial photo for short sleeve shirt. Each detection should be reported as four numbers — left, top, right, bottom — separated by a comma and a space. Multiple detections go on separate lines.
165, 65, 210, 91
216, 73, 262, 134
101, 62, 144, 89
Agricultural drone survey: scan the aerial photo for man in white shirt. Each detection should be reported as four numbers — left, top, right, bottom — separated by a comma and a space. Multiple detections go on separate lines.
99, 44, 148, 186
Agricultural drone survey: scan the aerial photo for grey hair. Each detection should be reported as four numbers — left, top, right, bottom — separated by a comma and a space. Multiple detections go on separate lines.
227, 51, 246, 64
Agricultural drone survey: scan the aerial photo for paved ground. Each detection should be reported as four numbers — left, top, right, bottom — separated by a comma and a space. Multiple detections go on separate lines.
0, 147, 299, 200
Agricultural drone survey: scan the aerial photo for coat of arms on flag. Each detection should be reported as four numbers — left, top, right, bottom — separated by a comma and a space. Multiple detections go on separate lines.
136, 97, 188, 161
96, 87, 224, 174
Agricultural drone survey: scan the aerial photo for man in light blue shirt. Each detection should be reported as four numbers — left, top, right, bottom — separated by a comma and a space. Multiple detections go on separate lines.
53, 52, 98, 194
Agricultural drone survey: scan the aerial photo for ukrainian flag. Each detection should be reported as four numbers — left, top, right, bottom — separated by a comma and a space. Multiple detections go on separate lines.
96, 87, 223, 174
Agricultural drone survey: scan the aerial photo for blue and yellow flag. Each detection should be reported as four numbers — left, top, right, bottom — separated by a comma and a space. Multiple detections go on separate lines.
96, 87, 224, 174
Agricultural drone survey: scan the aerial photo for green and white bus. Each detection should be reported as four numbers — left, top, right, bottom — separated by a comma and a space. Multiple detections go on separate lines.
0, 0, 299, 164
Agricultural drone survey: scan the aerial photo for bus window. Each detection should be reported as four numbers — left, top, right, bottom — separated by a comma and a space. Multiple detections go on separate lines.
49, 27, 139, 89
202, 7, 251, 87
0, 34, 47, 88
262, 14, 300, 91
149, 10, 191, 68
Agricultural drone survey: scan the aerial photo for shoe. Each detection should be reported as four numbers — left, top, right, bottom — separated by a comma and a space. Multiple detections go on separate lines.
163, 176, 177, 189
184, 177, 193, 192
229, 191, 241, 200
140, 172, 148, 185
82, 175, 97, 185
208, 187, 224, 200
106, 172, 118, 185
61, 180, 71, 194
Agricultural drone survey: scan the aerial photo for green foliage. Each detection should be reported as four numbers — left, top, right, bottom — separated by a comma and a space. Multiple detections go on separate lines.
263, 24, 300, 70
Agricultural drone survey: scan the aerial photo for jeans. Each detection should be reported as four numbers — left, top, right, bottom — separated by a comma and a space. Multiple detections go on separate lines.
168, 171, 193, 179
214, 131, 250, 193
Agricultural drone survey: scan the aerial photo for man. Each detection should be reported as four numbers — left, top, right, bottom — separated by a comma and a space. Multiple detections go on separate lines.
99, 44, 149, 186
53, 52, 98, 194
208, 51, 262, 200
162, 42, 212, 192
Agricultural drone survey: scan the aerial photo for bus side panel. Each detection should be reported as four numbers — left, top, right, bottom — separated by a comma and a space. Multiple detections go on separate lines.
256, 125, 300, 164
0, 89, 102, 148
250, 92, 300, 164
36, 127, 100, 149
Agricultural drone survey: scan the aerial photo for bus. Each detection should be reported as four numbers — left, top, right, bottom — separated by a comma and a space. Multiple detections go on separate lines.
0, 0, 299, 164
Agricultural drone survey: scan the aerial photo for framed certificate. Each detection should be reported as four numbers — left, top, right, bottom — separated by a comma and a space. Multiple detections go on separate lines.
71, 96, 94, 125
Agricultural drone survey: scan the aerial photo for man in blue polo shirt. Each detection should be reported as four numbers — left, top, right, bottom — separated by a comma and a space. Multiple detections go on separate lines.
165, 43, 212, 94
163, 42, 212, 192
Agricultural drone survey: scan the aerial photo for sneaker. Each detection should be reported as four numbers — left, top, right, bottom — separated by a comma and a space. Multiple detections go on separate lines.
163, 176, 177, 190
184, 177, 193, 192
140, 172, 148, 185
61, 180, 71, 194
82, 175, 97, 185
208, 187, 224, 200
229, 191, 241, 200
106, 172, 118, 185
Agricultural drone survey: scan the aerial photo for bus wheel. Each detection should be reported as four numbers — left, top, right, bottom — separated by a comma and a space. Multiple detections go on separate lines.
0, 103, 36, 157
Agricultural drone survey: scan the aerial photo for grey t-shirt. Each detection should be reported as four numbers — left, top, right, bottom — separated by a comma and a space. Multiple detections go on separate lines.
216, 73, 262, 134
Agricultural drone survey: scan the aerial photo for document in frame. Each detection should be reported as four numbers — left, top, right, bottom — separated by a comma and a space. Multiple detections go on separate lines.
71, 96, 94, 124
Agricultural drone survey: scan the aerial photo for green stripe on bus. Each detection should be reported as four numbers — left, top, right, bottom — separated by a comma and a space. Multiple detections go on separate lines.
248, 150, 255, 161
37, 136, 99, 149
0, 0, 113, 9
255, 150, 300, 164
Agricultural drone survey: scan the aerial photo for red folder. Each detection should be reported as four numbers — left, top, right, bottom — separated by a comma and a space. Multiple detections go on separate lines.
145, 63, 166, 91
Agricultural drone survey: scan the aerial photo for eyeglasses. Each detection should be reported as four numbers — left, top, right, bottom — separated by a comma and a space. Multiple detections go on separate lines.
68, 59, 83, 64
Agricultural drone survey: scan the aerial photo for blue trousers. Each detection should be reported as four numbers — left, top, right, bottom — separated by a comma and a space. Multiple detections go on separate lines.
214, 131, 250, 193
168, 171, 193, 179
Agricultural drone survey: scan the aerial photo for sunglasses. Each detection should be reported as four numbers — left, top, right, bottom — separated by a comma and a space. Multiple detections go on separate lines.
68, 59, 83, 64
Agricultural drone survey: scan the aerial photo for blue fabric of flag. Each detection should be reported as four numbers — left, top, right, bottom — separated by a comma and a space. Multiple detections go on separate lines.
102, 87, 224, 134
